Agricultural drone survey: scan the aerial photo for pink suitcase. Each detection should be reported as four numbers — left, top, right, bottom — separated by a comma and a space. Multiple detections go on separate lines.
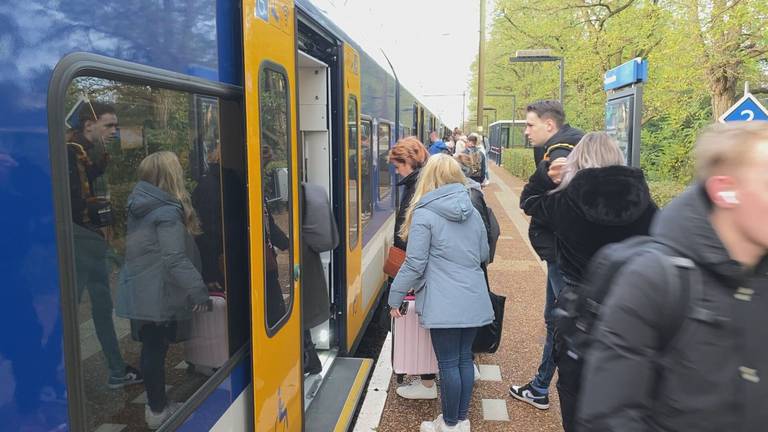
184, 293, 229, 371
392, 297, 439, 377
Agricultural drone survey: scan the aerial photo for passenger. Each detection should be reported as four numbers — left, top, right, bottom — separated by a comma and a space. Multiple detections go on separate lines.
66, 101, 143, 389
443, 133, 455, 154
578, 122, 768, 431
261, 145, 290, 327
455, 153, 493, 259
191, 142, 225, 289
454, 136, 467, 155
509, 100, 583, 411
517, 132, 656, 430
462, 134, 486, 184
115, 151, 210, 429
428, 131, 449, 155
387, 136, 434, 399
389, 154, 493, 432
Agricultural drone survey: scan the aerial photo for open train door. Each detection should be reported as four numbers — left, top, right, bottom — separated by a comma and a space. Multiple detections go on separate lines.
242, 0, 302, 430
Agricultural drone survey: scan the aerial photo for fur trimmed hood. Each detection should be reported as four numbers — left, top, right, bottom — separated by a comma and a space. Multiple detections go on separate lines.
565, 165, 651, 226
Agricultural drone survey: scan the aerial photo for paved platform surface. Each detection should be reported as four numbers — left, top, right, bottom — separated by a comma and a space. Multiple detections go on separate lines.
369, 162, 564, 431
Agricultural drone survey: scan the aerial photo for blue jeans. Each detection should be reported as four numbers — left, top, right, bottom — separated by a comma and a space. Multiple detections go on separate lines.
430, 327, 478, 427
531, 261, 564, 394
74, 224, 126, 377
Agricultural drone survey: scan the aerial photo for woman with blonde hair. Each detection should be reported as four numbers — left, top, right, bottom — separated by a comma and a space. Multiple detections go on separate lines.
389, 154, 494, 432
518, 132, 656, 431
117, 151, 210, 429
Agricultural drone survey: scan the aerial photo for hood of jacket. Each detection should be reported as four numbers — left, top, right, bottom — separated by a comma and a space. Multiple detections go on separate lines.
544, 124, 584, 148
651, 184, 768, 284
416, 183, 473, 222
466, 178, 482, 191
127, 180, 182, 219
566, 165, 651, 226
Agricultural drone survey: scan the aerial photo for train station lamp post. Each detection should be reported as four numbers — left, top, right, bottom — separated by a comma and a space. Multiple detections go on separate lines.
509, 49, 565, 104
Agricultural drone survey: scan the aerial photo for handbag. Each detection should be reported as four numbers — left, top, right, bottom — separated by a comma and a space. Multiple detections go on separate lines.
383, 246, 406, 279
472, 290, 506, 354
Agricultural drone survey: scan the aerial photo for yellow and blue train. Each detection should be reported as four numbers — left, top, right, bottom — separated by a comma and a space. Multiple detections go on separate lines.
0, 1, 444, 430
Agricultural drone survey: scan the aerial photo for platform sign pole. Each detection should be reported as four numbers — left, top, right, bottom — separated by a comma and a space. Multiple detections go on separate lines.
719, 82, 768, 123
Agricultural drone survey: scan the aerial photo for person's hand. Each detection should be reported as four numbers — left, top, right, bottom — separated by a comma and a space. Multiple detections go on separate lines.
389, 308, 403, 319
192, 299, 210, 312
207, 282, 223, 292
548, 158, 567, 184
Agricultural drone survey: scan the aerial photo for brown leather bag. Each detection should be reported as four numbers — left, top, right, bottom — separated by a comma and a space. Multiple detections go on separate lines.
383, 246, 406, 278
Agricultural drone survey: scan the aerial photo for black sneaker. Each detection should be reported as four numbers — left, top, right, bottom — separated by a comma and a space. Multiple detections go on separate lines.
509, 382, 549, 410
108, 365, 144, 389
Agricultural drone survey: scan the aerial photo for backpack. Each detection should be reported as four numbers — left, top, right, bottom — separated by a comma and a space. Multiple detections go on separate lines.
464, 150, 483, 178
554, 236, 701, 363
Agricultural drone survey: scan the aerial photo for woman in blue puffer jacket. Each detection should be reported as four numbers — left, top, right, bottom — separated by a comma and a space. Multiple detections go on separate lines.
389, 154, 494, 432
116, 151, 209, 429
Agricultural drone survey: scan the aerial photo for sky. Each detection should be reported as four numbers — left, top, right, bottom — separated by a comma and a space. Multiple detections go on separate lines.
309, 0, 488, 128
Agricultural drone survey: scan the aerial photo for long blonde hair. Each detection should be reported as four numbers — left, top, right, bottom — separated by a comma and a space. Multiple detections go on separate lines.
138, 151, 201, 235
399, 154, 466, 240
551, 132, 625, 194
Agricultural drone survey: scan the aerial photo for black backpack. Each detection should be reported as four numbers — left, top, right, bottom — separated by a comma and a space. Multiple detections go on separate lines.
554, 236, 701, 363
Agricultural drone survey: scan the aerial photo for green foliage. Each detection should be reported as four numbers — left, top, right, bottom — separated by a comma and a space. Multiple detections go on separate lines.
648, 180, 688, 208
471, 0, 768, 193
502, 147, 536, 180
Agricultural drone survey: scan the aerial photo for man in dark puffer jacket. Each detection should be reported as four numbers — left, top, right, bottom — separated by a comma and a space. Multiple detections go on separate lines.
578, 122, 768, 431
509, 100, 584, 410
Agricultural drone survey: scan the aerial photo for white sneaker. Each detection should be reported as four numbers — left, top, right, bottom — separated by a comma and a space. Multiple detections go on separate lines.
459, 419, 471, 432
396, 380, 438, 400
145, 402, 181, 429
473, 363, 481, 382
420, 414, 461, 432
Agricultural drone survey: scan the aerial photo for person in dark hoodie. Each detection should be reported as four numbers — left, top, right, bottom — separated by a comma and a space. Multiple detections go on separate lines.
516, 132, 656, 430
510, 100, 584, 411
116, 151, 210, 430
578, 122, 768, 431
387, 136, 434, 399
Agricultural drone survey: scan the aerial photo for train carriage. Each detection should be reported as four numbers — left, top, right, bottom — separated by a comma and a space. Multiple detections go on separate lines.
0, 1, 443, 431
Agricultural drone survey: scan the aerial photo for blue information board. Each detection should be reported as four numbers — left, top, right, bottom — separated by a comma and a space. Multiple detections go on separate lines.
719, 93, 768, 123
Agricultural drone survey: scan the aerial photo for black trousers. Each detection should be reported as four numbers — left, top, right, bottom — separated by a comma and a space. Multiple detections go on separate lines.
139, 322, 172, 413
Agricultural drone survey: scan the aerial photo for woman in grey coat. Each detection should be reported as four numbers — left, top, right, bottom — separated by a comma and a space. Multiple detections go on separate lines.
116, 151, 209, 429
388, 154, 494, 432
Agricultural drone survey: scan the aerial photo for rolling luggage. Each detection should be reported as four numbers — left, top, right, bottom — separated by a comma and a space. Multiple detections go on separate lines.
392, 296, 438, 380
184, 292, 229, 372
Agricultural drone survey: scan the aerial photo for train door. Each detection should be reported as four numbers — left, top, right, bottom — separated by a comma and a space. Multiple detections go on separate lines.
242, 1, 302, 430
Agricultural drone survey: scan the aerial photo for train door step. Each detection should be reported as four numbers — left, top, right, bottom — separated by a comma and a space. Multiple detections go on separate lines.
305, 357, 373, 431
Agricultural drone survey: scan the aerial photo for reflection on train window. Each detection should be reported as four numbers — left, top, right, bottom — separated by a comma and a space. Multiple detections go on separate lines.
376, 123, 391, 204
347, 96, 359, 249
259, 66, 293, 331
360, 119, 372, 230
62, 76, 243, 431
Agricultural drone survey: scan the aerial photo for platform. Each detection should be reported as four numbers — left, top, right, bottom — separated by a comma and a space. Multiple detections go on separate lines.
355, 162, 564, 431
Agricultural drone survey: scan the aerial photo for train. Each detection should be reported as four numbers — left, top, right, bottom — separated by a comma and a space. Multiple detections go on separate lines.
0, 1, 446, 431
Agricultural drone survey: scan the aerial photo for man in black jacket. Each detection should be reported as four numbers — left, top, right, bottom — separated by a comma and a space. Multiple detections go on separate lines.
578, 122, 768, 431
509, 100, 583, 410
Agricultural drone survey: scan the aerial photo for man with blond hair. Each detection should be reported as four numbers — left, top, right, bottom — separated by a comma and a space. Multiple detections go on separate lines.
577, 122, 768, 431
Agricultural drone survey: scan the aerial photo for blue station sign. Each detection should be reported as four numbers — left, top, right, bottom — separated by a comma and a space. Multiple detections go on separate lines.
719, 93, 768, 123
604, 58, 649, 91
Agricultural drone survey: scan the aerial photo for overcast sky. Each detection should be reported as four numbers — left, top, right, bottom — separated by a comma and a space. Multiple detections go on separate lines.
310, 0, 488, 127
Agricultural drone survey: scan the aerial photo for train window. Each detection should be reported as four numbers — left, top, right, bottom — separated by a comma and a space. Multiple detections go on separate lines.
377, 123, 392, 203
61, 76, 245, 431
347, 96, 359, 249
360, 119, 372, 230
259, 66, 294, 332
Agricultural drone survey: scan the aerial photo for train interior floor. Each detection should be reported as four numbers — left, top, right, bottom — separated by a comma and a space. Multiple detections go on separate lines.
357, 162, 565, 432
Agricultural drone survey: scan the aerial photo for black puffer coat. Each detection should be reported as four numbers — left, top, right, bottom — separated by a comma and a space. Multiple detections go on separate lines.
521, 163, 657, 282
393, 168, 420, 251
578, 185, 768, 431
526, 125, 584, 261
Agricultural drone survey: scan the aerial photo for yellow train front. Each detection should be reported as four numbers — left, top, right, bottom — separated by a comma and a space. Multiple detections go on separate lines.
0, 0, 443, 431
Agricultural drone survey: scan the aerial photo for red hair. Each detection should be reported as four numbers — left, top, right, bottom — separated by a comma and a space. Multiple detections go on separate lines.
388, 136, 428, 169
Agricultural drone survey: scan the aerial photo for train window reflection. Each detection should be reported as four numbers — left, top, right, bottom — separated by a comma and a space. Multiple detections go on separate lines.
63, 76, 235, 431
377, 123, 392, 204
360, 119, 372, 230
259, 66, 294, 331
347, 96, 359, 249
